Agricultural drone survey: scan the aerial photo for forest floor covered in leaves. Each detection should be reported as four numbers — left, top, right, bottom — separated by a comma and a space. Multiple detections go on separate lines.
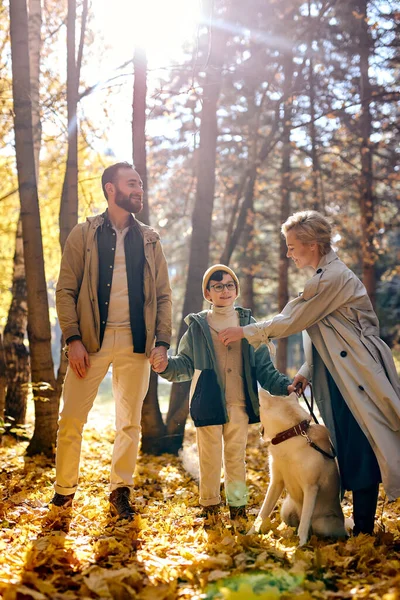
1, 409, 400, 600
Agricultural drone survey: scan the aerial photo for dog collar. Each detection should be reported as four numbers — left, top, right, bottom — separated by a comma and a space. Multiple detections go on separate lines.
271, 419, 311, 445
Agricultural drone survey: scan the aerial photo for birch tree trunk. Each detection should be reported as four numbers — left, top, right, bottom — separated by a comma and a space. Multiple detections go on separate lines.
3, 0, 41, 428
9, 0, 57, 456
133, 45, 150, 224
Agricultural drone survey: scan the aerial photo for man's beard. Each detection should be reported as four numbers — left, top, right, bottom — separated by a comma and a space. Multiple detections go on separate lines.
115, 191, 142, 214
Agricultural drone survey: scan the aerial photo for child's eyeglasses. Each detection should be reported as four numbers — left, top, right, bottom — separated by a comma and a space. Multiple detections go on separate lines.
209, 282, 236, 293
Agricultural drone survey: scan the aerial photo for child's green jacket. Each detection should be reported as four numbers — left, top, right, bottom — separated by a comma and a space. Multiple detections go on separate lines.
159, 307, 291, 427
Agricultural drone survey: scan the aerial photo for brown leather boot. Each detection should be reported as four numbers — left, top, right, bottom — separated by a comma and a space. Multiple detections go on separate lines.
49, 492, 75, 508
110, 486, 134, 521
229, 505, 246, 519
197, 504, 221, 519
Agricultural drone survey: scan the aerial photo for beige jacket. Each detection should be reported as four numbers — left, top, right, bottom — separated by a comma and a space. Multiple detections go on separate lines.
244, 250, 400, 500
56, 215, 172, 357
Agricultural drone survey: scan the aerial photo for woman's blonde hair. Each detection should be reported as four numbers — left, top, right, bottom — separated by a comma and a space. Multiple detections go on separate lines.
281, 210, 332, 256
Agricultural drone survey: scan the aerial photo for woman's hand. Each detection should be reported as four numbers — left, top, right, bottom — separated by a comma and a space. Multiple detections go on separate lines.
288, 373, 309, 394
218, 327, 244, 346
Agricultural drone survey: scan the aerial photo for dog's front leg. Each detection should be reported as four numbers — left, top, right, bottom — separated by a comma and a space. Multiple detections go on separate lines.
248, 477, 284, 534
297, 484, 318, 546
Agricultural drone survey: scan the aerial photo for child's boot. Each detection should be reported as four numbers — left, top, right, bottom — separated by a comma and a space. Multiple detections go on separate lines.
229, 505, 246, 520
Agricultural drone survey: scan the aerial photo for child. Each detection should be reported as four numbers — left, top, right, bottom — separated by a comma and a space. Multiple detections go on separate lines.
152, 264, 293, 519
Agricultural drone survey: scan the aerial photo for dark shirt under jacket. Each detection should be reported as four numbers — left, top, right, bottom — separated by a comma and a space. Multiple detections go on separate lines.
97, 212, 146, 353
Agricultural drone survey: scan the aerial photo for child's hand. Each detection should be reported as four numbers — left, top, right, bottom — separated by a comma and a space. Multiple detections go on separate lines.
149, 347, 168, 373
219, 327, 244, 345
152, 356, 168, 373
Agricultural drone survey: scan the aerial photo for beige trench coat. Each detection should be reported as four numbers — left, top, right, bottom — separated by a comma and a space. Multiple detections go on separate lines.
244, 250, 400, 501
56, 214, 172, 357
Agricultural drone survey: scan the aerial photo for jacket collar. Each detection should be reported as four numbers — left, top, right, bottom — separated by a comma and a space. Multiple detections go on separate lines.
86, 212, 160, 244
101, 209, 135, 231
316, 249, 339, 271
184, 306, 252, 328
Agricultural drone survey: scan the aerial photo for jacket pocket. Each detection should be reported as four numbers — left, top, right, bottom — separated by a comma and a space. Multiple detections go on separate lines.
190, 369, 226, 426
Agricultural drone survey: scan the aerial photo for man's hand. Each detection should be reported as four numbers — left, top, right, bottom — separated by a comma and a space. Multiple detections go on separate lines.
150, 346, 168, 373
287, 373, 309, 394
68, 340, 90, 379
218, 327, 244, 346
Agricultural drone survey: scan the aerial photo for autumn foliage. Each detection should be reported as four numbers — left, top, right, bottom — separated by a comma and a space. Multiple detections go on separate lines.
1, 417, 400, 600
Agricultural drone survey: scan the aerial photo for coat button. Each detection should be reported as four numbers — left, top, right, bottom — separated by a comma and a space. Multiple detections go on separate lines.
316, 268, 322, 274
227, 368, 232, 373
359, 385, 365, 391
340, 351, 347, 357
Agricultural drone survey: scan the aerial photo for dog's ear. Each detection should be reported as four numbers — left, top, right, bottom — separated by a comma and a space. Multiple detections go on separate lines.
288, 391, 301, 403
259, 388, 274, 406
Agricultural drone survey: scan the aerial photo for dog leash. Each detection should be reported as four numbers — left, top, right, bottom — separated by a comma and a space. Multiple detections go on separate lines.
294, 382, 336, 459
295, 382, 319, 424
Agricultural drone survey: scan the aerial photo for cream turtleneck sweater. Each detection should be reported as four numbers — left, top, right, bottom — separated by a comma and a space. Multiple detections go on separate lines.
207, 304, 246, 407
206, 304, 238, 331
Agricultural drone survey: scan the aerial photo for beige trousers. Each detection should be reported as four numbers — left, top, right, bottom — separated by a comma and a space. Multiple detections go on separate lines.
196, 404, 249, 507
54, 328, 150, 495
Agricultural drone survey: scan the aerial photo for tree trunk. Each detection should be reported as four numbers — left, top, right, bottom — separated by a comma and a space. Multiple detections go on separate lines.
59, 0, 78, 250
140, 370, 168, 455
4, 219, 29, 425
133, 45, 150, 225
358, 0, 376, 306
3, 0, 42, 428
59, 0, 88, 250
28, 0, 42, 178
132, 45, 167, 453
9, 0, 57, 456
307, 1, 322, 213
276, 53, 294, 373
238, 177, 256, 313
57, 0, 88, 405
165, 20, 229, 454
219, 100, 280, 267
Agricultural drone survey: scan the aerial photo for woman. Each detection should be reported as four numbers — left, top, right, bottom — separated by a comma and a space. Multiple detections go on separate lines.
219, 210, 400, 535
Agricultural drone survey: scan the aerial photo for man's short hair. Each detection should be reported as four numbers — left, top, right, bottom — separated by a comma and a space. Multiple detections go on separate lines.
101, 162, 134, 200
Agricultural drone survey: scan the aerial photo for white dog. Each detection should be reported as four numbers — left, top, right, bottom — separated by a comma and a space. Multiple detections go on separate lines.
249, 390, 347, 546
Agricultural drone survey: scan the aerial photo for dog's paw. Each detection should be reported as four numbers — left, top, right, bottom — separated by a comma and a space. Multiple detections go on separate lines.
247, 516, 262, 535
298, 537, 308, 547
297, 530, 310, 547
247, 516, 269, 535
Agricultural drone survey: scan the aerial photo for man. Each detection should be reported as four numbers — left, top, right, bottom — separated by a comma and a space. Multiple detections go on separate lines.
51, 162, 172, 520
